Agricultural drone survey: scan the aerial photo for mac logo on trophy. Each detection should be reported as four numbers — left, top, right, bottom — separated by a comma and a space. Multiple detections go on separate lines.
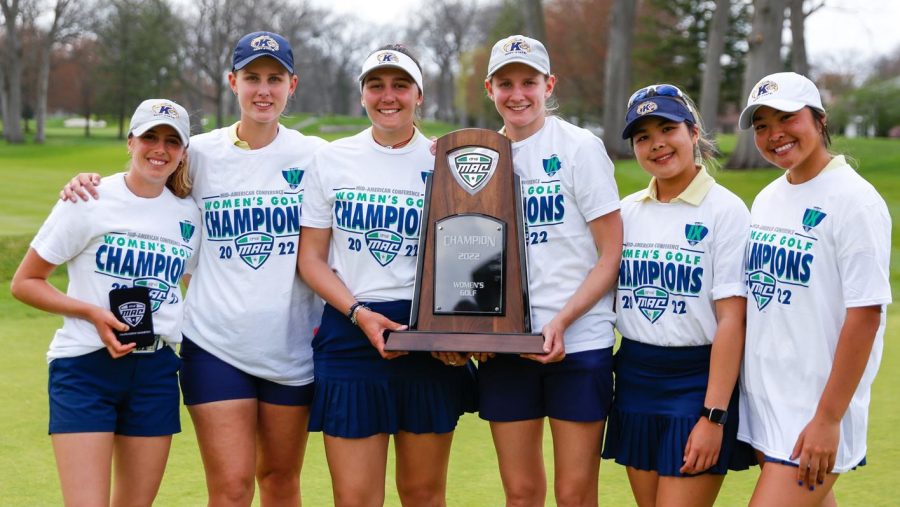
385, 129, 544, 354
449, 147, 498, 194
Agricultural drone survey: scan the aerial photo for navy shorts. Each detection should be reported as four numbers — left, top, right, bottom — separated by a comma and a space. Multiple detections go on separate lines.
478, 347, 614, 422
48, 346, 181, 436
179, 336, 314, 406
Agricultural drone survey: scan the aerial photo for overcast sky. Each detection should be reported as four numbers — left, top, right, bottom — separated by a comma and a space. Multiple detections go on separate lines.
313, 0, 900, 74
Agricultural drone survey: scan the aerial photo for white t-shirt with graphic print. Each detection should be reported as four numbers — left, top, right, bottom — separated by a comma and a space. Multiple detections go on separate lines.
511, 116, 621, 353
738, 156, 892, 473
32, 173, 200, 361
183, 127, 327, 386
616, 179, 749, 347
301, 128, 431, 302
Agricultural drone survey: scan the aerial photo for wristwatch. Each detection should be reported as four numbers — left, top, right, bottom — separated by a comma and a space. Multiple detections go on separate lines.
347, 302, 370, 326
700, 406, 728, 425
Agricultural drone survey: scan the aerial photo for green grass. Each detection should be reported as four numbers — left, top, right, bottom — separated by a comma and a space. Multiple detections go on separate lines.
1, 124, 899, 505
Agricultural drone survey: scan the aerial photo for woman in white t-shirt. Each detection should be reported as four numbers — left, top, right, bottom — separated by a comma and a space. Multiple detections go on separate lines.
60, 31, 327, 506
12, 99, 198, 506
298, 44, 475, 507
738, 72, 891, 506
601, 84, 753, 507
477, 35, 623, 506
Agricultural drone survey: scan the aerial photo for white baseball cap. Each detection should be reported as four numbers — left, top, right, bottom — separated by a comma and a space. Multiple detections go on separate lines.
486, 35, 550, 78
129, 99, 191, 147
738, 72, 824, 130
358, 49, 424, 94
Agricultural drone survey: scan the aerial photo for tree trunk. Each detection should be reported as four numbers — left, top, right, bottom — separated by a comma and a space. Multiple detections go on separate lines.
1, 0, 25, 143
699, 0, 731, 135
35, 0, 72, 144
0, 59, 9, 132
789, 0, 809, 76
3, 50, 24, 143
727, 0, 785, 169
80, 48, 93, 138
523, 0, 545, 41
601, 0, 637, 158
35, 45, 52, 144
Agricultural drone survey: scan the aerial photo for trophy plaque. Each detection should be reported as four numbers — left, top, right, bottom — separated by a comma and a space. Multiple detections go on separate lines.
385, 129, 544, 353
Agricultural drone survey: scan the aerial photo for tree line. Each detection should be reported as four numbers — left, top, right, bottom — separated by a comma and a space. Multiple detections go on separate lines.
1, 0, 897, 169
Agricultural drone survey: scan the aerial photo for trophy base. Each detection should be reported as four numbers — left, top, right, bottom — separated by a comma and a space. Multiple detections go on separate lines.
384, 330, 545, 354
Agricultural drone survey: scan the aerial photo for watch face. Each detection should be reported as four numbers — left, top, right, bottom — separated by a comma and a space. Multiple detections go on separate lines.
708, 408, 728, 425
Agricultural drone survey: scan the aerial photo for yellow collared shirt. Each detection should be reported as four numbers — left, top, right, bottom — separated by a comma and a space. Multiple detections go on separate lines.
227, 121, 251, 150
635, 165, 715, 206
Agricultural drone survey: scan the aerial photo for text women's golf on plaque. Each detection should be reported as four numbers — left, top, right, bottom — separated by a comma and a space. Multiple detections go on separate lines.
385, 129, 544, 354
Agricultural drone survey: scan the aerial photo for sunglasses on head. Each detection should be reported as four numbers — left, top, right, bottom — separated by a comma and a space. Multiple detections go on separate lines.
627, 84, 686, 109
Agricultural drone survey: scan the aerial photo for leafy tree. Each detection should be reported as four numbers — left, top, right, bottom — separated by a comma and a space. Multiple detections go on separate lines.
633, 0, 708, 96
92, 0, 182, 138
829, 77, 900, 137
634, 0, 749, 127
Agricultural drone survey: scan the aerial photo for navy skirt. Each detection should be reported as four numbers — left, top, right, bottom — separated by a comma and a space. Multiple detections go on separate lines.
308, 301, 477, 438
601, 337, 755, 476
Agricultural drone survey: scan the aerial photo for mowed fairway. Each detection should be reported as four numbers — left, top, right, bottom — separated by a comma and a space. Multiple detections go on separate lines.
0, 123, 898, 505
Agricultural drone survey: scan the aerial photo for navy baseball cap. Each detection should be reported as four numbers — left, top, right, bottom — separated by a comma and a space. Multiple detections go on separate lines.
232, 31, 294, 74
621, 96, 696, 139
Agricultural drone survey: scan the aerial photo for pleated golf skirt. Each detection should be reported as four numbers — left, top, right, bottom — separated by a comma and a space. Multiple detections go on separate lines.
308, 301, 477, 438
602, 337, 755, 476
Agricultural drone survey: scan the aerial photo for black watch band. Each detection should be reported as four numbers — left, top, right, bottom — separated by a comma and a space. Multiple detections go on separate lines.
347, 302, 369, 326
700, 406, 728, 425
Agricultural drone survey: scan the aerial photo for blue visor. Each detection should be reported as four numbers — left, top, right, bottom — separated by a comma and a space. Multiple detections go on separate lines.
621, 96, 695, 139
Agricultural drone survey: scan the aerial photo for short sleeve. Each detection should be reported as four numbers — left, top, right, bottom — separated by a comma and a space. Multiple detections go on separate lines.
834, 194, 892, 308
571, 136, 621, 222
299, 152, 333, 229
183, 243, 200, 275
30, 200, 95, 265
710, 192, 750, 300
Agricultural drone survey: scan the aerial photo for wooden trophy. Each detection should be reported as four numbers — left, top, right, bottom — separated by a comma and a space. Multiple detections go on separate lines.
385, 129, 544, 353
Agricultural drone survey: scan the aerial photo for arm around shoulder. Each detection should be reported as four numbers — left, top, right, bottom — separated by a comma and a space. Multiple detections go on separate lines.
60, 173, 103, 202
